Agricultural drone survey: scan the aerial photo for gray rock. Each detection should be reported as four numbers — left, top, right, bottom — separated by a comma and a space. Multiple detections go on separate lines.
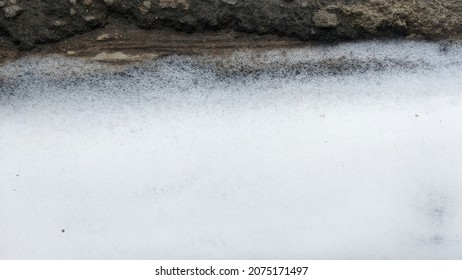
139, 0, 151, 14
53, 19, 66, 27
158, 0, 190, 10
84, 15, 97, 22
221, 0, 238, 5
96, 33, 111, 41
3, 4, 22, 19
313, 10, 339, 28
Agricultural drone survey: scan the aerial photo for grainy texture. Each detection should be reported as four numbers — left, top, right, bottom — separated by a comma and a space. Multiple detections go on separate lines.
0, 0, 461, 58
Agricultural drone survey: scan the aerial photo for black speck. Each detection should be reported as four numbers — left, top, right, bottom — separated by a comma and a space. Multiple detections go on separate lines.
438, 42, 450, 54
61, 229, 65, 233
433, 207, 444, 216
431, 234, 443, 245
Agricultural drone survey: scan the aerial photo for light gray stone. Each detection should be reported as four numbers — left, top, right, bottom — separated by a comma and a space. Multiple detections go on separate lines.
313, 9, 339, 28
3, 5, 23, 19
221, 0, 238, 5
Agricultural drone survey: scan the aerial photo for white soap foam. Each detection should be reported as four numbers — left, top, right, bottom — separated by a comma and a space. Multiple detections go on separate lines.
1, 41, 462, 259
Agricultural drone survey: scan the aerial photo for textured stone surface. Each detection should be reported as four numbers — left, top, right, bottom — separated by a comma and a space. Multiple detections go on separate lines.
0, 0, 460, 51
3, 5, 22, 19
158, 0, 189, 10
313, 9, 339, 28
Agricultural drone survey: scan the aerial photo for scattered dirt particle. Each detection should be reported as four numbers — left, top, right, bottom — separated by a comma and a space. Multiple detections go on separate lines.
431, 234, 443, 245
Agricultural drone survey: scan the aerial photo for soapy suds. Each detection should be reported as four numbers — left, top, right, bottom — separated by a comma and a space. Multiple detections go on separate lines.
1, 41, 462, 259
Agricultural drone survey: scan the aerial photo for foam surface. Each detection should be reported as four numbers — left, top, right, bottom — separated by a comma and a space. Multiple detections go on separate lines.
1, 41, 462, 259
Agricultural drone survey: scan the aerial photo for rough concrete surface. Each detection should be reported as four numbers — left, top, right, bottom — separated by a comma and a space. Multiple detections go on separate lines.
0, 0, 461, 62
